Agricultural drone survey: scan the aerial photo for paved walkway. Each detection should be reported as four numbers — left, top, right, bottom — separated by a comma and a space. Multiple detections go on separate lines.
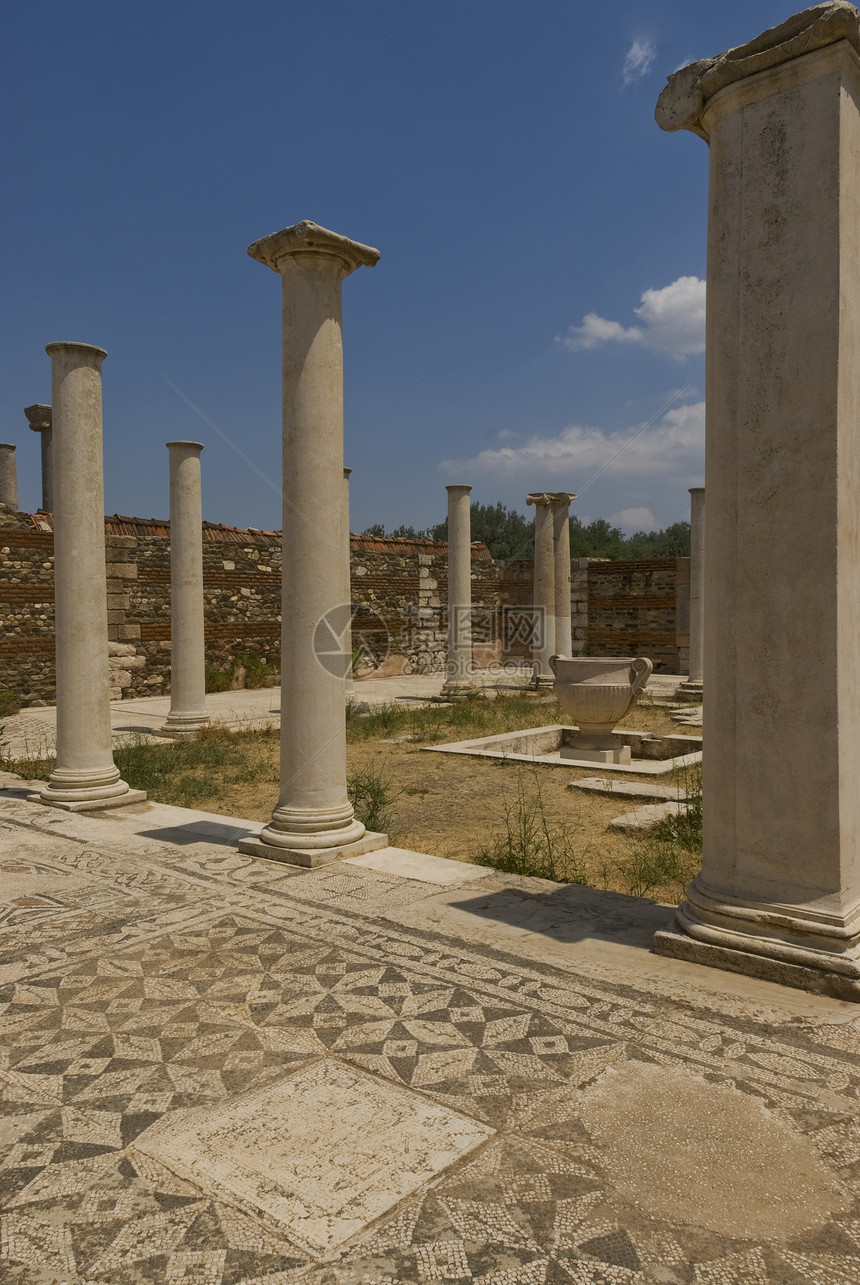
1, 670, 686, 759
0, 776, 857, 1284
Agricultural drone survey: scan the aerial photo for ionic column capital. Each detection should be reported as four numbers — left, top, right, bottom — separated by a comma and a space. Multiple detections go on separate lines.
25, 404, 52, 433
527, 491, 577, 507
248, 220, 380, 280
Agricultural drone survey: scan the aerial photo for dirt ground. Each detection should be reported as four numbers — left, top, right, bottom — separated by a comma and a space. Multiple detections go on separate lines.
212, 696, 699, 902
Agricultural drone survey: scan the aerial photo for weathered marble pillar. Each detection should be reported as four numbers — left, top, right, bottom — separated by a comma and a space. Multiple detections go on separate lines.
677, 488, 705, 699
343, 467, 354, 696
527, 493, 556, 684
240, 220, 385, 866
36, 343, 145, 811
0, 444, 18, 510
160, 442, 209, 737
442, 484, 473, 695
552, 492, 577, 658
25, 405, 53, 511
652, 4, 860, 999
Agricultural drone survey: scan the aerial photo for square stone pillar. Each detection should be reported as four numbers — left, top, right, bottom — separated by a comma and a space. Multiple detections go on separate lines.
652, 3, 860, 999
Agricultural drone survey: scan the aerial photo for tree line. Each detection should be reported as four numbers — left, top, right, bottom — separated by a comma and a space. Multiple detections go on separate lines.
361, 500, 690, 561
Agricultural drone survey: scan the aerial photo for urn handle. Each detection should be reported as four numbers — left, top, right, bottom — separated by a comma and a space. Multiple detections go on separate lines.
549, 654, 561, 677
629, 656, 653, 696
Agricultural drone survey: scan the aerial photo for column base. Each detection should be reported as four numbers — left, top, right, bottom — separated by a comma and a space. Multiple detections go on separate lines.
560, 743, 632, 765
675, 680, 703, 701
238, 829, 389, 869
153, 716, 211, 739
653, 923, 860, 1002
30, 787, 148, 813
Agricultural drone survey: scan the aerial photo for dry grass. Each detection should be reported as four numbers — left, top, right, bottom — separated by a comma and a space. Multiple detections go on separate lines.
3, 690, 700, 904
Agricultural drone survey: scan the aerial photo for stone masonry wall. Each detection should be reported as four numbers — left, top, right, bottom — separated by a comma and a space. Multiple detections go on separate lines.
0, 507, 689, 704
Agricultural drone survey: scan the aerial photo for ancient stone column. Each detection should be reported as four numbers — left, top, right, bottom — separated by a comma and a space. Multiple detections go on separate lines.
552, 492, 577, 658
652, 4, 860, 999
343, 467, 354, 696
677, 488, 704, 700
442, 484, 473, 695
25, 404, 53, 511
159, 442, 210, 737
527, 493, 556, 684
36, 343, 145, 811
240, 220, 385, 866
0, 444, 18, 511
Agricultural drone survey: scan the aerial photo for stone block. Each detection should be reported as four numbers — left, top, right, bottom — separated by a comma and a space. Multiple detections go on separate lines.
108, 642, 136, 656
105, 563, 137, 579
118, 625, 141, 640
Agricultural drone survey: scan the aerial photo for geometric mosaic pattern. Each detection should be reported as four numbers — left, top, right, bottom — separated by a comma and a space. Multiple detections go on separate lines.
1, 791, 859, 1283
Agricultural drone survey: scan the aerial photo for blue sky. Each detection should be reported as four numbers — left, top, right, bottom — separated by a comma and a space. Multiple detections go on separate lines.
3, 1, 793, 535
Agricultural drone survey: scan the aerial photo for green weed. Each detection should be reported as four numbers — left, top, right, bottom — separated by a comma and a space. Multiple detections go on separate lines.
347, 759, 401, 834
475, 770, 588, 883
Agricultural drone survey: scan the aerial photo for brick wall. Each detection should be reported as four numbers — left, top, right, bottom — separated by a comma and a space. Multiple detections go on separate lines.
0, 506, 690, 704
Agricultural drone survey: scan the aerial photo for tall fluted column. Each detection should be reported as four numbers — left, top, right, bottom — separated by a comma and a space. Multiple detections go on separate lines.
442, 484, 473, 695
343, 468, 355, 696
239, 220, 385, 866
552, 492, 577, 658
36, 343, 145, 811
527, 493, 556, 684
677, 487, 704, 699
0, 444, 18, 510
160, 442, 209, 737
25, 405, 54, 511
652, 6, 860, 999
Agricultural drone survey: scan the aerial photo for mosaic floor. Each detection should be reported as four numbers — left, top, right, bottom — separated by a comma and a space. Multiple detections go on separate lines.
1, 789, 859, 1284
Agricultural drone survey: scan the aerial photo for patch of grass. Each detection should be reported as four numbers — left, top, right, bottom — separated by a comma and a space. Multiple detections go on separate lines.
601, 764, 702, 900
475, 770, 589, 883
346, 690, 559, 747
0, 688, 20, 718
205, 664, 232, 693
347, 759, 401, 834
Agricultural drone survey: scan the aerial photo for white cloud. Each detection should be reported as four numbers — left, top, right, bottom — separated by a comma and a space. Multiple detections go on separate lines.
623, 39, 657, 85
559, 276, 706, 361
495, 428, 517, 441
441, 400, 705, 484
612, 506, 658, 533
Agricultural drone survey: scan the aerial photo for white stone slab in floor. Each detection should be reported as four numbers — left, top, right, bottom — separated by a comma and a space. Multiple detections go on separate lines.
609, 801, 691, 832
345, 846, 494, 885
134, 1059, 494, 1258
570, 777, 694, 801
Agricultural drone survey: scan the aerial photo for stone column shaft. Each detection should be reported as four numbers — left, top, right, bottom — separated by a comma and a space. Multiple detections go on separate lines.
160, 442, 209, 737
552, 493, 577, 658
343, 468, 354, 696
0, 444, 18, 510
528, 494, 556, 683
25, 404, 54, 511
678, 488, 705, 697
443, 484, 473, 693
652, 5, 860, 999
37, 343, 144, 811
240, 220, 385, 866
